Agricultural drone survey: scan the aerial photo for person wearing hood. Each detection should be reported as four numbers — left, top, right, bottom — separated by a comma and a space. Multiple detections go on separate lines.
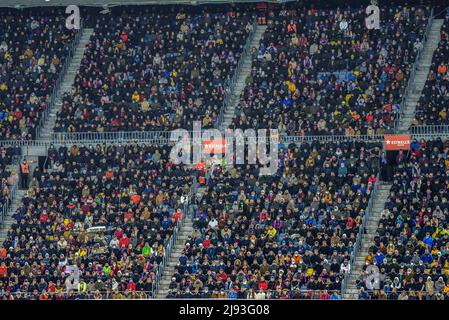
435, 276, 446, 293
425, 276, 435, 297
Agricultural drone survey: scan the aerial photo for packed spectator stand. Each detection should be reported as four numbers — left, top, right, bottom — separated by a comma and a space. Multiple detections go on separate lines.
1, 2, 449, 301
231, 6, 429, 136
0, 144, 193, 299
357, 138, 449, 300
413, 17, 449, 126
166, 140, 380, 299
0, 9, 78, 141
53, 7, 254, 133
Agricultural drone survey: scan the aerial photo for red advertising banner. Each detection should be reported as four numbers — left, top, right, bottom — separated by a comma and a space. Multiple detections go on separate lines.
384, 134, 411, 150
202, 139, 227, 154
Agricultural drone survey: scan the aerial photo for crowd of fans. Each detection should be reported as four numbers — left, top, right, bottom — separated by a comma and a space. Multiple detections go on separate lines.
414, 17, 449, 126
357, 138, 449, 300
231, 6, 429, 136
1, 5, 429, 139
0, 9, 77, 140
1, 3, 449, 301
53, 7, 253, 133
165, 140, 381, 299
0, 144, 192, 299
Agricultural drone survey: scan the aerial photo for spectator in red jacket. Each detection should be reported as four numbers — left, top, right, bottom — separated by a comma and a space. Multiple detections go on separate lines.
120, 31, 128, 42
127, 279, 136, 291
173, 210, 182, 221
258, 277, 269, 291
0, 262, 7, 278
119, 234, 130, 249
216, 269, 228, 283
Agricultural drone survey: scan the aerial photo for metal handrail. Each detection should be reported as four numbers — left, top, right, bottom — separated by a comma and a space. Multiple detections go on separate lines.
1, 290, 154, 300
51, 130, 173, 142
0, 184, 16, 224
341, 173, 380, 295
393, 8, 434, 132
215, 21, 257, 129
410, 124, 449, 136
361, 289, 449, 300
152, 178, 198, 298
163, 289, 344, 299
36, 20, 84, 140
0, 187, 11, 225
0, 153, 21, 229
5, 130, 449, 148
49, 131, 388, 144
1, 288, 343, 300
5, 287, 446, 300
152, 216, 180, 298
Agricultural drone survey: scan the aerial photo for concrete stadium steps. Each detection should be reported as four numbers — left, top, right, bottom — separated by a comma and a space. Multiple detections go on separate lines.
39, 28, 94, 140
218, 24, 267, 131
342, 183, 392, 300
21, 146, 48, 158
155, 219, 194, 299
397, 19, 444, 133
0, 190, 26, 244
155, 185, 207, 298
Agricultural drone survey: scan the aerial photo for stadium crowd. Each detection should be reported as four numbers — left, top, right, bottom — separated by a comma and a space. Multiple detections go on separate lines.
231, 6, 429, 136
1, 2, 448, 301
414, 16, 449, 125
357, 138, 449, 300
0, 144, 192, 299
166, 140, 381, 299
53, 7, 253, 133
0, 9, 77, 140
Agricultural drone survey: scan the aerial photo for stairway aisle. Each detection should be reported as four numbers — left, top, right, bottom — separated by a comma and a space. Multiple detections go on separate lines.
218, 24, 267, 130
155, 219, 193, 299
342, 183, 392, 299
397, 19, 444, 133
39, 28, 94, 140
155, 185, 206, 298
0, 190, 26, 244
